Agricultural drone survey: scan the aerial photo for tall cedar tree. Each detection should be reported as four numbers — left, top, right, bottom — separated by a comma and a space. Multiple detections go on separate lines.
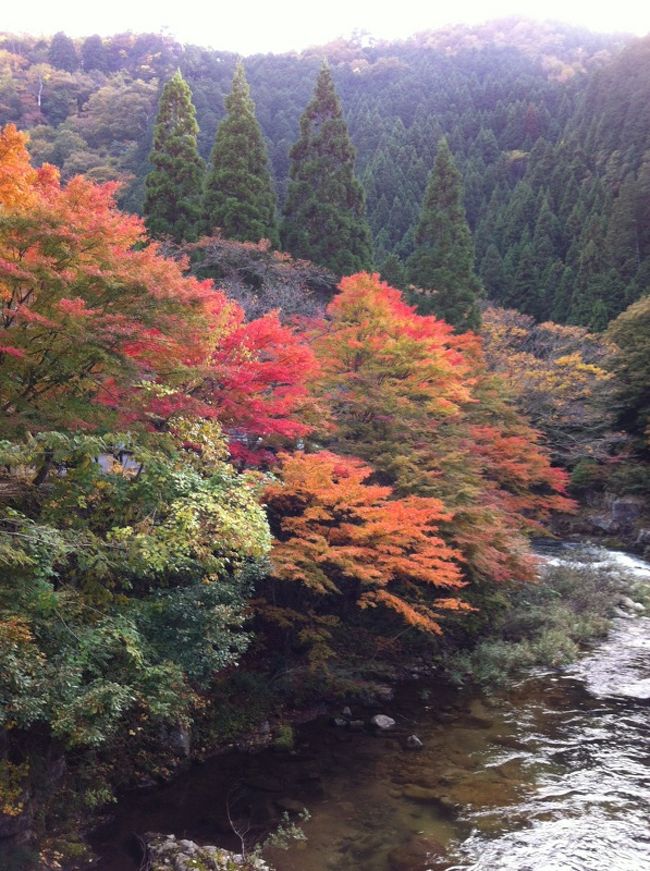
203, 62, 279, 246
144, 70, 204, 242
281, 63, 373, 275
408, 138, 482, 331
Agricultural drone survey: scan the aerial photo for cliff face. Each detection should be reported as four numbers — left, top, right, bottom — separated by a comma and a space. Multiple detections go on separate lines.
554, 491, 650, 557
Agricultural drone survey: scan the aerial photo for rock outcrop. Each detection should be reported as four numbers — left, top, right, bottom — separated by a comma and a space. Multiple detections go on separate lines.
146, 833, 271, 871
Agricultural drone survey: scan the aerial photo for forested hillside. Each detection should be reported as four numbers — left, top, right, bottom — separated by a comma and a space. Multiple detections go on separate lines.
1, 18, 650, 868
1, 19, 648, 326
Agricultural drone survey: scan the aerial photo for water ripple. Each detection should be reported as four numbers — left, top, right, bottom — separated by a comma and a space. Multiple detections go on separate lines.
451, 547, 650, 871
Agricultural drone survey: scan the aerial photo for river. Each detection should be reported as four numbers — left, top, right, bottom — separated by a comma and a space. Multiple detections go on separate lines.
92, 544, 650, 871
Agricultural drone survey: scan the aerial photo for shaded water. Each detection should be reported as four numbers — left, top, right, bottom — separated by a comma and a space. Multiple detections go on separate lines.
93, 546, 650, 871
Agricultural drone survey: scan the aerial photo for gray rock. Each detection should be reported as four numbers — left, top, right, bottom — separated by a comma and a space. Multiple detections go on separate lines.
342, 706, 352, 717
167, 724, 191, 757
635, 528, 650, 546
178, 839, 197, 853
332, 717, 347, 727
406, 734, 424, 750
587, 514, 619, 534
619, 596, 645, 612
613, 607, 632, 619
349, 719, 365, 730
147, 833, 271, 870
371, 714, 396, 730
612, 497, 644, 527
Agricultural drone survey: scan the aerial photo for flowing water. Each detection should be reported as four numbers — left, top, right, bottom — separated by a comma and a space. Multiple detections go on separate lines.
92, 545, 650, 871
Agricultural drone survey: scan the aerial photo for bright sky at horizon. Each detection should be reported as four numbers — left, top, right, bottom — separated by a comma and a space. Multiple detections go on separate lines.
3, 1, 650, 54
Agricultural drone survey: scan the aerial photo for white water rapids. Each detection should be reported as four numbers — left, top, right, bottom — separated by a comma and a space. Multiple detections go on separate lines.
450, 545, 650, 871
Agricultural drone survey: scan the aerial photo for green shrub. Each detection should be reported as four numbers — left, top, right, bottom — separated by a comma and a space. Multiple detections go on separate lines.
272, 724, 294, 751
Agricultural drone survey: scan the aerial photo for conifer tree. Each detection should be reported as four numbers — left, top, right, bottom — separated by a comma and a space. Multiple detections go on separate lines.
281, 63, 373, 275
48, 32, 79, 72
379, 253, 408, 290
551, 266, 575, 324
144, 70, 204, 243
81, 34, 109, 73
512, 242, 540, 318
408, 138, 482, 331
203, 62, 279, 246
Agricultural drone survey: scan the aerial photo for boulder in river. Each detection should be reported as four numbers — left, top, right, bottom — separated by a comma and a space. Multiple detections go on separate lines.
611, 497, 644, 528
146, 833, 271, 869
405, 734, 424, 750
619, 595, 645, 613
371, 714, 396, 730
401, 784, 459, 816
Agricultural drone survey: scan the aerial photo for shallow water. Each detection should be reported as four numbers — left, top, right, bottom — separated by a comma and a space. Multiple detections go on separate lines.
92, 544, 650, 871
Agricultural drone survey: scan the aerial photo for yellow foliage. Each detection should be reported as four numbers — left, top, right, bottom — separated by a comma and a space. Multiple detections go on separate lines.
0, 760, 28, 817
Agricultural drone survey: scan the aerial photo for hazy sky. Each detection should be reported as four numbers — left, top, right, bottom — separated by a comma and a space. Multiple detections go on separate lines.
4, 1, 650, 54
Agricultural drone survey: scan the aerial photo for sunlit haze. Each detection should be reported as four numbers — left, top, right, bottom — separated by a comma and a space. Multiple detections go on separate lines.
3, 0, 650, 53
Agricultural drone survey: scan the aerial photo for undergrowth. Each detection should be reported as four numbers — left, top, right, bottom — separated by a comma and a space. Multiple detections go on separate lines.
442, 551, 629, 686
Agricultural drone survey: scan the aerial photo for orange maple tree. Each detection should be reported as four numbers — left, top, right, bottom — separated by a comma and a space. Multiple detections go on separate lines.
262, 451, 469, 657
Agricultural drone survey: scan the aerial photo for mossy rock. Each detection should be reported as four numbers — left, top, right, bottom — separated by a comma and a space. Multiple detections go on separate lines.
146, 834, 270, 871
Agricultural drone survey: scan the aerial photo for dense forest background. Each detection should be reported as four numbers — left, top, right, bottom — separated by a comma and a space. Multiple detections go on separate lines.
1, 18, 649, 328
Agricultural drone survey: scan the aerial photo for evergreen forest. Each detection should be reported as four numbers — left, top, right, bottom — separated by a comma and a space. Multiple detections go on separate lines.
1, 19, 649, 325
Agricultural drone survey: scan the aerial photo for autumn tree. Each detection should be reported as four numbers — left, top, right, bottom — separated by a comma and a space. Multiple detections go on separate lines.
281, 63, 373, 275
408, 138, 482, 331
309, 273, 573, 584
0, 125, 216, 436
0, 124, 317, 459
0, 123, 275, 847
262, 451, 468, 663
481, 305, 618, 465
203, 62, 279, 246
144, 70, 204, 242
